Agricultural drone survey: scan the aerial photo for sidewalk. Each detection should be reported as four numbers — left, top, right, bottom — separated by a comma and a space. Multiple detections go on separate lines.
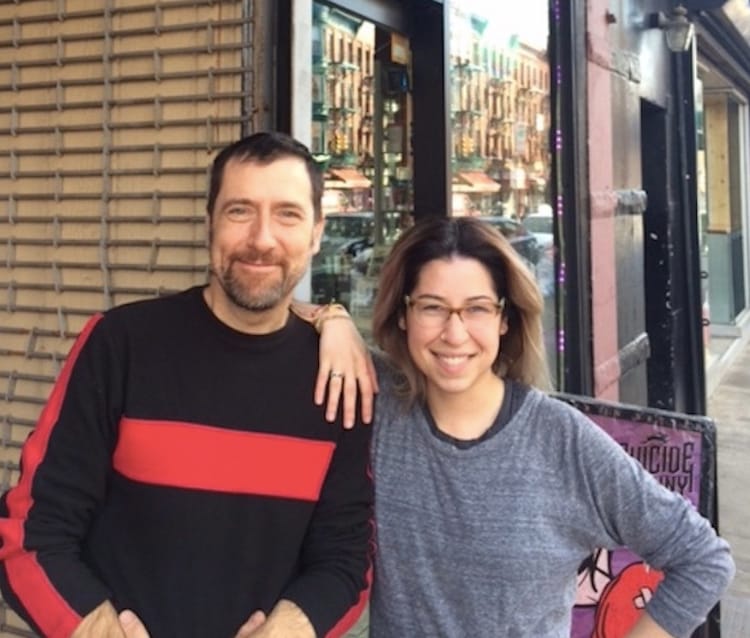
708, 337, 750, 638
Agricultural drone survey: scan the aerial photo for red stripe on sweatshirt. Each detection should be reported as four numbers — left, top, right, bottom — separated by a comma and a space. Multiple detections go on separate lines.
113, 418, 336, 500
325, 489, 375, 638
325, 565, 373, 638
1, 314, 104, 638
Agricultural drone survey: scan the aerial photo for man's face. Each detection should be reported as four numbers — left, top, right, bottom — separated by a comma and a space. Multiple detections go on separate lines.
207, 156, 323, 328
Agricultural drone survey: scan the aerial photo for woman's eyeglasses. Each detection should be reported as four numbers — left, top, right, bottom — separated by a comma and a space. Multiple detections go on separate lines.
404, 295, 505, 329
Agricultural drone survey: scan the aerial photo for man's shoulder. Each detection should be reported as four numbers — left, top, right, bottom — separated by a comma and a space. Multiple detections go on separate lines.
84, 287, 203, 347
103, 287, 200, 323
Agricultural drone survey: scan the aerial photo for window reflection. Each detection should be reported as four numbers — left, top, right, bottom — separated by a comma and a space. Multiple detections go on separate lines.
309, 2, 555, 378
310, 3, 413, 337
449, 0, 556, 383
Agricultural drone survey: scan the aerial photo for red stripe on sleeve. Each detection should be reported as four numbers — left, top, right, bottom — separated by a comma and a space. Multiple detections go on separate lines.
325, 565, 373, 638
0, 314, 104, 638
113, 418, 336, 501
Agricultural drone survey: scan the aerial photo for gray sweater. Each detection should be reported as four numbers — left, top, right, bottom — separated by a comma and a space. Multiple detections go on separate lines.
369, 373, 734, 637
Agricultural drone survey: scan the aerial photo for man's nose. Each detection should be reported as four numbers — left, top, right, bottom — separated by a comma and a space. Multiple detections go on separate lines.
246, 214, 276, 251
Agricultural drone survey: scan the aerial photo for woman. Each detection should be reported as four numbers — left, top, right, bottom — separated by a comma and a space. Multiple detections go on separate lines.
363, 216, 733, 637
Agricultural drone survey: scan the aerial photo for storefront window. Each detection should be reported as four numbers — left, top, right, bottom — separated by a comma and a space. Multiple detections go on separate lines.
448, 0, 557, 383
309, 1, 556, 378
697, 65, 750, 370
310, 2, 413, 338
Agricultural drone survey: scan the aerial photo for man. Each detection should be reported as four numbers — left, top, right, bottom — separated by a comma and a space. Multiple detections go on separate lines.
0, 132, 373, 638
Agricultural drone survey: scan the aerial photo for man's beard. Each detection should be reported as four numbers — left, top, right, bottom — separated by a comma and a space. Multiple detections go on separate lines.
215, 253, 302, 312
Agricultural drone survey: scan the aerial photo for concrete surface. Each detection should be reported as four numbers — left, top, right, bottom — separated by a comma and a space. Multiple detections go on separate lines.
709, 336, 750, 638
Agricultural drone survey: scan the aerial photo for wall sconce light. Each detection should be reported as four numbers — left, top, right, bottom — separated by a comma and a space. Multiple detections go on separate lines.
646, 5, 695, 53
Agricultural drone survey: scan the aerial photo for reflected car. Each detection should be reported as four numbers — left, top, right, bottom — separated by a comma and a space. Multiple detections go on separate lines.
312, 212, 377, 305
480, 215, 540, 266
522, 207, 554, 252
312, 212, 544, 304
319, 212, 375, 256
521, 209, 555, 297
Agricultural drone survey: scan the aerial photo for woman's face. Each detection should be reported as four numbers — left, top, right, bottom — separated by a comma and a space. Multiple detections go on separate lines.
401, 256, 508, 402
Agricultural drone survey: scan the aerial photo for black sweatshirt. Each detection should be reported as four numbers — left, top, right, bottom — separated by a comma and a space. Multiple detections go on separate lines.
0, 287, 373, 638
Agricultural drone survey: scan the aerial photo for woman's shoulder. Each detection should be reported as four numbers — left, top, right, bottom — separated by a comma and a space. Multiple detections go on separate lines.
513, 384, 581, 421
512, 385, 615, 442
370, 350, 417, 424
371, 348, 395, 376
371, 349, 405, 393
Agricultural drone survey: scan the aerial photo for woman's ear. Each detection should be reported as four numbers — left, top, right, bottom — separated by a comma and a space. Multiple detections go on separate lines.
398, 315, 406, 330
500, 315, 509, 336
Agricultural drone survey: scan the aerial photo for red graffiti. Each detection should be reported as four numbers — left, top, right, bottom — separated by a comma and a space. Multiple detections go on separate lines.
593, 562, 664, 638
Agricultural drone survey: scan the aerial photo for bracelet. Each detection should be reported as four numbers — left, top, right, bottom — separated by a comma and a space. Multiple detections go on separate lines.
315, 314, 352, 332
313, 302, 351, 333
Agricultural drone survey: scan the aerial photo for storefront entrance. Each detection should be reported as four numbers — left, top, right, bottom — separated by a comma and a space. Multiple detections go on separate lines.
695, 66, 750, 388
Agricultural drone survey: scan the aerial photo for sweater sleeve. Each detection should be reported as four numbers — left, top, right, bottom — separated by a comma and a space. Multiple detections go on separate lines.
0, 314, 121, 638
563, 402, 735, 638
281, 418, 373, 638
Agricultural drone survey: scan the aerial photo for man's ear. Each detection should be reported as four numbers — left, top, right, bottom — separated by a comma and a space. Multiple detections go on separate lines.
311, 218, 325, 255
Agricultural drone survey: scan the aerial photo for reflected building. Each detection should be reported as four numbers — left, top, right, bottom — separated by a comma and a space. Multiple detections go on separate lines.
311, 5, 411, 218
449, 7, 551, 219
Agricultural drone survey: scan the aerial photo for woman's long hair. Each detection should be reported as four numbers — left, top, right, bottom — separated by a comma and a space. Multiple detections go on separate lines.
372, 216, 550, 402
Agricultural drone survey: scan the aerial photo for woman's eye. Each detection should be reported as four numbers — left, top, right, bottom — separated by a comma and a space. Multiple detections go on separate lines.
420, 304, 446, 314
466, 305, 493, 315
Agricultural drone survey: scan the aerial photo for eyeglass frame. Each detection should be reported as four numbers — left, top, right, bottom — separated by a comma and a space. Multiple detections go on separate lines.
403, 295, 506, 327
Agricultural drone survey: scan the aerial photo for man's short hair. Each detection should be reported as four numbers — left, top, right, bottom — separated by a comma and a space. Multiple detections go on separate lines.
207, 132, 324, 221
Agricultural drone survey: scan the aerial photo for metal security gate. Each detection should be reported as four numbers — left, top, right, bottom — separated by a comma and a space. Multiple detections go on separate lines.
0, 1, 261, 633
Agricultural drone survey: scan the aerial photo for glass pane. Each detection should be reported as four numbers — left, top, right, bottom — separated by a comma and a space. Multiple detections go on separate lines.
702, 90, 748, 329
310, 3, 413, 339
695, 78, 712, 361
727, 99, 746, 314
448, 1, 556, 384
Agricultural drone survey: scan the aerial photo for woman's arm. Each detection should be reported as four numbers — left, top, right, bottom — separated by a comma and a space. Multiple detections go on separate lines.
566, 405, 735, 638
291, 301, 378, 429
623, 612, 674, 638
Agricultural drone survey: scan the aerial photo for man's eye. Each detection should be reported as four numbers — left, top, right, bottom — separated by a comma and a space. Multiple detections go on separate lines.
227, 207, 250, 218
278, 209, 303, 221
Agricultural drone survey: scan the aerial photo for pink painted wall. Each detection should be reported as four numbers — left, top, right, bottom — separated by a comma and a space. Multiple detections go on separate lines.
586, 0, 619, 401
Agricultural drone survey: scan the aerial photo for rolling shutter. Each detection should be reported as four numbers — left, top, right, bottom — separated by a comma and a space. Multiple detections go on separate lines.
0, 1, 257, 632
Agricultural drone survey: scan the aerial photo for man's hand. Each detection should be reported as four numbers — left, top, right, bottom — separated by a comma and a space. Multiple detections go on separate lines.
119, 610, 151, 638
234, 610, 267, 637
234, 600, 314, 638
71, 601, 127, 638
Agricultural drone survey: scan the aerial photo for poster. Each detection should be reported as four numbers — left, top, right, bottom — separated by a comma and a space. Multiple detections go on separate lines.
555, 393, 719, 638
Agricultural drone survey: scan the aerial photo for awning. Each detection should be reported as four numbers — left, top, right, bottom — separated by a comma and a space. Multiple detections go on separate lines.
722, 0, 750, 48
325, 168, 372, 189
452, 171, 501, 193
